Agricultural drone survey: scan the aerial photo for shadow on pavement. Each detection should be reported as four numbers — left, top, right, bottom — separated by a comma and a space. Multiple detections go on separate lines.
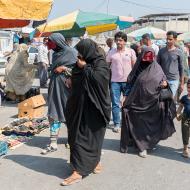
102, 138, 120, 152
10, 114, 18, 119
4, 154, 71, 179
103, 138, 190, 163
1, 101, 18, 108
25, 136, 68, 149
150, 144, 190, 164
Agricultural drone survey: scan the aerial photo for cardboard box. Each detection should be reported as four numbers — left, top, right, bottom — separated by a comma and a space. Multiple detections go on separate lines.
18, 106, 45, 119
18, 95, 46, 110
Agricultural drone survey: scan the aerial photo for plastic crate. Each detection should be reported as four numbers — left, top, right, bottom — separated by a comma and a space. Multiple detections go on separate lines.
0, 141, 8, 156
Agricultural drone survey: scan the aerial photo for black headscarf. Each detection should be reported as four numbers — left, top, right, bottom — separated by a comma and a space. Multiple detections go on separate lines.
66, 39, 111, 176
126, 47, 167, 108
49, 33, 77, 70
75, 38, 105, 65
120, 47, 176, 152
72, 38, 111, 123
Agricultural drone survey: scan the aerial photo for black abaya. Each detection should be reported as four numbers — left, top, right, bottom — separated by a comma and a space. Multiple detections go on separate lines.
66, 39, 111, 176
120, 47, 176, 152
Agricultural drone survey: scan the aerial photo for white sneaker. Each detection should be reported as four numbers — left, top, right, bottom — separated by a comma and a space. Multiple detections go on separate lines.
139, 150, 147, 158
41, 144, 57, 155
112, 125, 120, 133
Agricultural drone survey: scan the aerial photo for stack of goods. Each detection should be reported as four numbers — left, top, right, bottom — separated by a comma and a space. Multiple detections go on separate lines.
0, 140, 8, 156
0, 82, 6, 106
31, 117, 49, 134
25, 87, 40, 99
2, 118, 33, 136
0, 135, 31, 150
0, 117, 49, 154
2, 117, 49, 137
18, 94, 46, 119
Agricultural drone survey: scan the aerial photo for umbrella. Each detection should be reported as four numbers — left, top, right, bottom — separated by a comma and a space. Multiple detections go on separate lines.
117, 16, 134, 30
0, 0, 53, 28
178, 32, 190, 42
0, 19, 30, 28
36, 10, 134, 37
128, 26, 166, 41
0, 0, 53, 20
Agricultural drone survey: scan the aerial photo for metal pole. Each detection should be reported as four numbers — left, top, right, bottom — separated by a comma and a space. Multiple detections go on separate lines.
107, 0, 110, 14
176, 17, 178, 32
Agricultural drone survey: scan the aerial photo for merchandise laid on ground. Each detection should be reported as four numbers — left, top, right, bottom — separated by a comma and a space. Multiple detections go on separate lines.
0, 117, 49, 156
0, 94, 48, 157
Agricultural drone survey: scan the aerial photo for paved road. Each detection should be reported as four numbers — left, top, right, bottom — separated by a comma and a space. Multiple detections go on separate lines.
0, 94, 190, 190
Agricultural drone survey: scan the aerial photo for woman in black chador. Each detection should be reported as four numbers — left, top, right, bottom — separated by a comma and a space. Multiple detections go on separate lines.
120, 47, 176, 158
61, 39, 111, 186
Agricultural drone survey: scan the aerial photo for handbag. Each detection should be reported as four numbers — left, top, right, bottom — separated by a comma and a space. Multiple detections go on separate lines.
159, 86, 173, 101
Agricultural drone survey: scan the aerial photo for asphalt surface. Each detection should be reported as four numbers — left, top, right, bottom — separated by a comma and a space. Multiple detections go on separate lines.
0, 90, 190, 190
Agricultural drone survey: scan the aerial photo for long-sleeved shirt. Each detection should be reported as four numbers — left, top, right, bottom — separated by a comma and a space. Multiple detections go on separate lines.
157, 47, 184, 81
37, 44, 49, 64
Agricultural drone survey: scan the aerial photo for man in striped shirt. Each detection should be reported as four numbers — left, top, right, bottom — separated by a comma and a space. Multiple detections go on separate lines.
37, 37, 49, 88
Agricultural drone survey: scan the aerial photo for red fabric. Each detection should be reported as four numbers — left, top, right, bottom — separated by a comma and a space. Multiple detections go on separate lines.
35, 31, 52, 37
142, 51, 155, 62
47, 40, 57, 50
0, 19, 30, 28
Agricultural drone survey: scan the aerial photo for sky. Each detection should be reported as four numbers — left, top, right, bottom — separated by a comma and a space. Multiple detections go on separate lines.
49, 0, 190, 20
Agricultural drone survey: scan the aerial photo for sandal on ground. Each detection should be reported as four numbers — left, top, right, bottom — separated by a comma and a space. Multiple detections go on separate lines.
139, 150, 147, 158
182, 149, 189, 158
60, 171, 82, 186
93, 163, 102, 174
41, 145, 57, 155
112, 126, 120, 133
65, 143, 70, 149
120, 147, 128, 153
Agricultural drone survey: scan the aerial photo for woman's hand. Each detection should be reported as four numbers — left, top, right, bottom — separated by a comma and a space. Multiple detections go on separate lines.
160, 80, 168, 88
121, 96, 127, 107
54, 66, 67, 74
65, 78, 72, 88
176, 114, 183, 121
77, 58, 86, 68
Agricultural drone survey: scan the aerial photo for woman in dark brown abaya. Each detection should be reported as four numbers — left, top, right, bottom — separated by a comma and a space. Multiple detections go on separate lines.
120, 47, 176, 158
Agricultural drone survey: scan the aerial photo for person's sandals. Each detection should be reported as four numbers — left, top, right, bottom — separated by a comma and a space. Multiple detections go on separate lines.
93, 163, 102, 174
182, 149, 189, 158
120, 147, 128, 153
65, 142, 70, 149
112, 127, 120, 133
139, 150, 147, 158
60, 171, 82, 186
41, 145, 57, 155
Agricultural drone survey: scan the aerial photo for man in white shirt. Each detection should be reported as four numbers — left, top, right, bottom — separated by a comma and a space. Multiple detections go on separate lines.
37, 37, 49, 88
142, 33, 159, 56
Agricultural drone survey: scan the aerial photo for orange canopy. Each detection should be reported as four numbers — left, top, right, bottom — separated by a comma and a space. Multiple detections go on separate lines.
0, 19, 30, 28
0, 0, 53, 20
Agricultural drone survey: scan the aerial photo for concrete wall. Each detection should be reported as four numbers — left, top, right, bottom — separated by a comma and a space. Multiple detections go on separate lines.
166, 20, 190, 33
128, 20, 190, 33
